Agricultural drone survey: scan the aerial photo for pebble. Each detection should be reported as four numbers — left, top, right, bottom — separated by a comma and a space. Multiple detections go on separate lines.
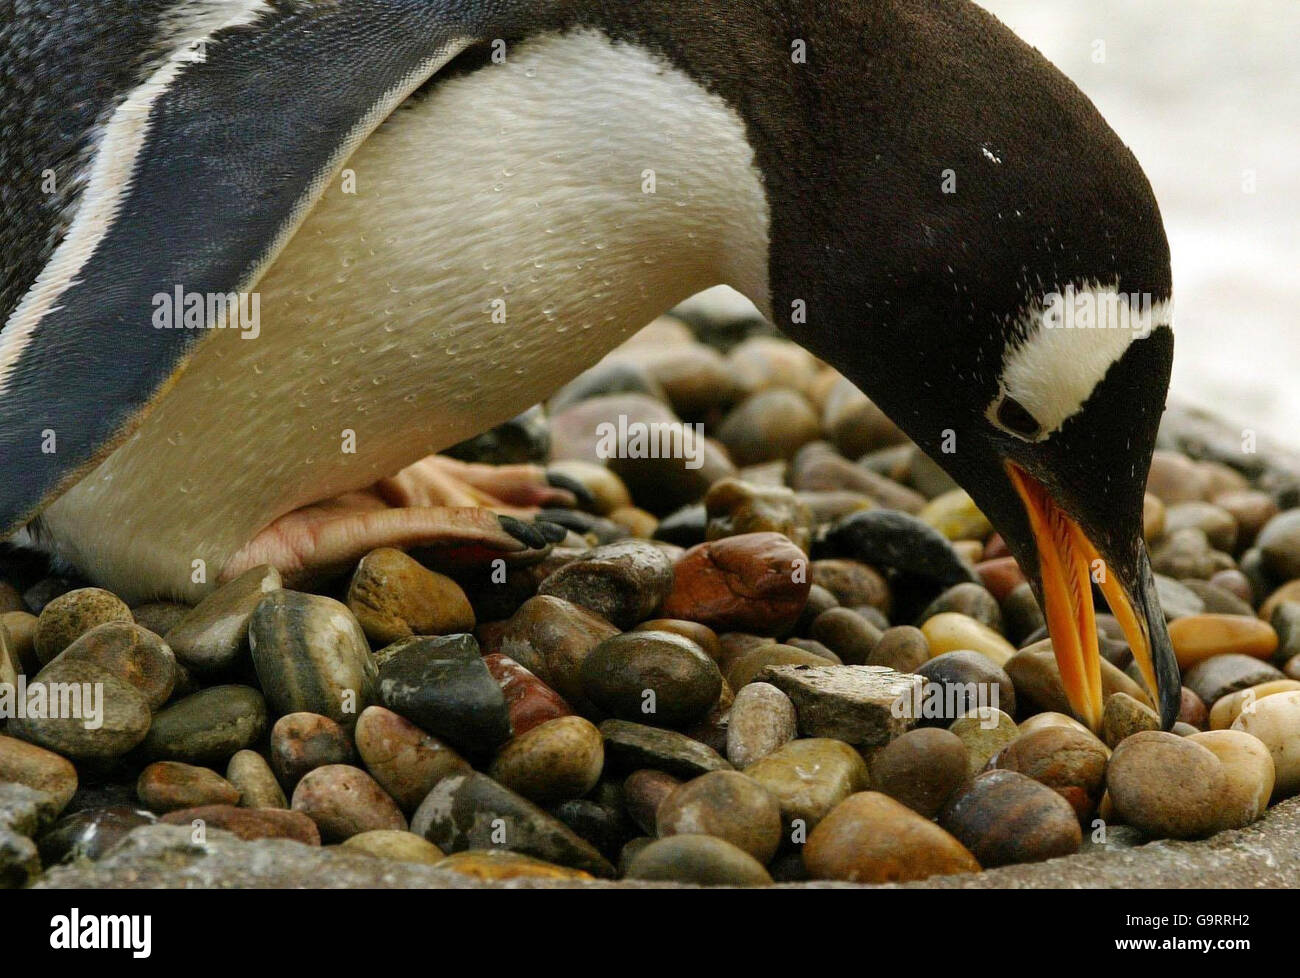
136, 761, 241, 813
248, 590, 376, 731
716, 389, 822, 466
1260, 579, 1300, 622
940, 770, 1082, 866
921, 613, 1017, 668
632, 341, 745, 416
1180, 686, 1210, 728
499, 595, 618, 711
291, 764, 407, 842
411, 771, 614, 877
1, 610, 38, 674
1208, 680, 1300, 729
599, 720, 733, 778
537, 540, 675, 629
489, 716, 604, 804
1271, 601, 1300, 664
1257, 509, 1300, 581
913, 651, 1017, 724
726, 681, 798, 768
656, 770, 782, 863
625, 834, 772, 886
660, 533, 811, 635
743, 738, 869, 832
867, 625, 930, 672
759, 663, 919, 746
623, 769, 681, 834
37, 807, 157, 865
55, 621, 176, 710
159, 805, 321, 845
1164, 501, 1239, 552
9, 656, 152, 761
1106, 732, 1227, 838
821, 509, 976, 588
917, 490, 994, 542
805, 791, 980, 883
226, 750, 288, 809
633, 619, 722, 661
1152, 526, 1226, 580
949, 709, 1019, 775
705, 478, 813, 552
809, 608, 881, 665
728, 336, 820, 395
270, 712, 355, 790
130, 601, 192, 638
1183, 654, 1284, 705
868, 728, 969, 817
1187, 730, 1275, 830
345, 548, 475, 645
820, 378, 908, 456
988, 725, 1109, 821
809, 559, 891, 612
141, 684, 268, 765
438, 849, 594, 881
1210, 569, 1256, 605
164, 565, 281, 675
340, 830, 446, 865
794, 444, 924, 512
580, 631, 722, 728
1167, 614, 1278, 669
0, 733, 78, 813
33, 587, 132, 665
1180, 580, 1255, 618
1005, 642, 1152, 717
1147, 450, 1213, 504
483, 653, 572, 736
546, 459, 634, 515
1101, 692, 1161, 748
1230, 690, 1300, 798
549, 360, 667, 415
918, 583, 1002, 633
377, 635, 510, 754
354, 705, 470, 813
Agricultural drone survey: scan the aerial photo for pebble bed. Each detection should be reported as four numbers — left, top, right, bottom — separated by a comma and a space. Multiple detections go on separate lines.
3, 310, 1300, 888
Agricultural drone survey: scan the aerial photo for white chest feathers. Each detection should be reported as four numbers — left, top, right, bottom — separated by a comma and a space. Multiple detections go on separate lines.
39, 29, 772, 601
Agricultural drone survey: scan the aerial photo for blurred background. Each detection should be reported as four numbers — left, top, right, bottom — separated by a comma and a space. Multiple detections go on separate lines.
701, 0, 1300, 444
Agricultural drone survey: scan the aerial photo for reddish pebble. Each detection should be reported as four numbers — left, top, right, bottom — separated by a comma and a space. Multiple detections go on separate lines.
484, 653, 572, 736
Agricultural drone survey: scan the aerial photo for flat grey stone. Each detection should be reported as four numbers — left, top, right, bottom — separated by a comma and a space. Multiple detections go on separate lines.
758, 664, 919, 746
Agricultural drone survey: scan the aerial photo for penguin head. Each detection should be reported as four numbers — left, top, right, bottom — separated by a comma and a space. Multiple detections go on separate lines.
760, 6, 1180, 731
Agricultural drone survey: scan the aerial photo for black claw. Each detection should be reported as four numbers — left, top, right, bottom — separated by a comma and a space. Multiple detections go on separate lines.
534, 520, 570, 544
497, 514, 546, 550
546, 470, 597, 510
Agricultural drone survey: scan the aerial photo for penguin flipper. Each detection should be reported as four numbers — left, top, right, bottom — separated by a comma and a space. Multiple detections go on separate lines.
0, 1, 514, 536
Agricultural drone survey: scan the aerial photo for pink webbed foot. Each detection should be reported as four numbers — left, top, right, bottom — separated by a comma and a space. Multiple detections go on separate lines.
221, 455, 569, 588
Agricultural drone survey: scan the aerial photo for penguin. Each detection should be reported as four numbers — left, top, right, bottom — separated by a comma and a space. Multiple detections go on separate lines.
0, 0, 1179, 731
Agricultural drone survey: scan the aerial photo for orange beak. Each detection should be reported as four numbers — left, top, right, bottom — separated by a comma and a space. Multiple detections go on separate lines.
1006, 463, 1166, 731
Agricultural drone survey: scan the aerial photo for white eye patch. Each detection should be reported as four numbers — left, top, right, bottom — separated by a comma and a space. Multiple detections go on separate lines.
988, 281, 1174, 441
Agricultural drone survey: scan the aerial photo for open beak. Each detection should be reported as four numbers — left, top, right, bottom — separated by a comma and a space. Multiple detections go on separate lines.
1007, 463, 1180, 731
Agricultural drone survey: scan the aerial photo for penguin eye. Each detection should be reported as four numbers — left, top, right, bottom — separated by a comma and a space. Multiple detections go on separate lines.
996, 395, 1042, 439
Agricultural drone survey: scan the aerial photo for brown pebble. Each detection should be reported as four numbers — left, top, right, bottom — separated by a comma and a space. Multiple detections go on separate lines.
940, 770, 1082, 867
270, 712, 355, 791
137, 761, 240, 813
34, 587, 132, 665
869, 728, 969, 818
291, 764, 407, 842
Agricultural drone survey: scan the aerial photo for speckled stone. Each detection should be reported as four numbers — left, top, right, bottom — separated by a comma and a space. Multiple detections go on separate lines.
226, 750, 287, 809
758, 663, 919, 746
164, 565, 282, 675
805, 791, 980, 883
141, 685, 268, 765
0, 733, 78, 813
743, 738, 869, 833
136, 761, 241, 813
270, 712, 355, 790
725, 681, 797, 768
291, 764, 407, 842
346, 548, 475, 645
656, 770, 782, 863
537, 540, 675, 629
354, 705, 470, 814
33, 587, 133, 665
489, 716, 604, 805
